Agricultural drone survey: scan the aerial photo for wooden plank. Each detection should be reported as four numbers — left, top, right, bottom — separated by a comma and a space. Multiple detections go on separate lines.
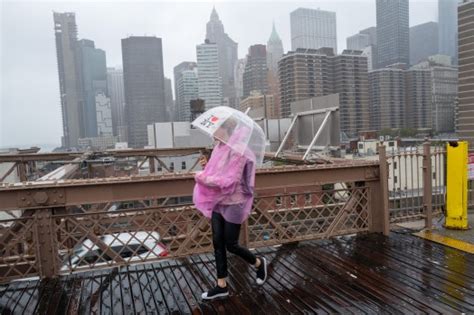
12, 280, 40, 314
260, 245, 382, 314
51, 275, 74, 314
109, 268, 125, 314
2, 233, 474, 314
311, 244, 456, 314
188, 255, 241, 315
393, 232, 474, 269
150, 262, 181, 313
126, 265, 147, 314
0, 282, 15, 312
256, 246, 377, 314
291, 242, 404, 314
63, 275, 84, 314
45, 273, 72, 314
118, 267, 135, 314
164, 260, 202, 313
198, 253, 263, 315
89, 270, 107, 314
77, 271, 94, 314
168, 258, 217, 315
201, 252, 267, 315
97, 268, 117, 315
34, 279, 60, 314
249, 249, 333, 314
135, 264, 168, 314
22, 279, 42, 314
233, 252, 318, 314
220, 251, 283, 315
332, 237, 474, 311
133, 264, 160, 313
0, 280, 25, 313
379, 235, 474, 287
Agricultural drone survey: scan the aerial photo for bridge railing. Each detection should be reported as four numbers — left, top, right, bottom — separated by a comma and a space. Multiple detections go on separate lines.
386, 142, 447, 227
0, 160, 385, 283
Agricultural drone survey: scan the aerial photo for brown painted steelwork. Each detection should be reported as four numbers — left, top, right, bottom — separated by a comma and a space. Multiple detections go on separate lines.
0, 155, 386, 283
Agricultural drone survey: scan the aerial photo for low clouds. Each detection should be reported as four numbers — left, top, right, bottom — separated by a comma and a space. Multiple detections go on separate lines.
0, 0, 437, 148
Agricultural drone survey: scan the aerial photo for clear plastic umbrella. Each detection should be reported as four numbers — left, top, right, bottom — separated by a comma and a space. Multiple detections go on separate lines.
191, 106, 266, 166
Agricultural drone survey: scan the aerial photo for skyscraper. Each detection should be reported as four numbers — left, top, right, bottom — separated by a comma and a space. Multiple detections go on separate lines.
240, 92, 277, 119
278, 48, 369, 136
360, 27, 378, 47
234, 58, 246, 101
107, 67, 126, 141
369, 68, 406, 131
205, 7, 238, 108
347, 27, 378, 69
347, 33, 371, 51
77, 39, 107, 138
405, 69, 433, 129
369, 66, 433, 131
174, 62, 198, 121
457, 0, 474, 147
196, 40, 222, 110
121, 36, 166, 148
164, 77, 174, 121
267, 23, 284, 118
438, 0, 459, 64
333, 51, 371, 136
290, 8, 337, 52
242, 45, 268, 98
95, 92, 113, 137
279, 49, 332, 118
53, 12, 84, 148
410, 22, 439, 65
431, 65, 458, 133
267, 22, 284, 74
376, 0, 409, 68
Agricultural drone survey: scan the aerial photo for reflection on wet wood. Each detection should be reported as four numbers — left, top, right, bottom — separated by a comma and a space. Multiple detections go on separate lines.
1, 232, 473, 314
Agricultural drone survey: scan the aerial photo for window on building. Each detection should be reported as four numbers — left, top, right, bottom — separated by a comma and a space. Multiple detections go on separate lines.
394, 161, 397, 169
389, 141, 394, 147
182, 161, 186, 170
170, 162, 174, 171
358, 143, 363, 150
394, 176, 398, 184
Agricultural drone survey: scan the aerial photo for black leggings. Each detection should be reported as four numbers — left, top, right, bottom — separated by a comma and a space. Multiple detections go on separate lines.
211, 211, 257, 279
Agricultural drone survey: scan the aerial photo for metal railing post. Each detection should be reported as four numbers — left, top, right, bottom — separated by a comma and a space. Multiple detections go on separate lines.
368, 144, 390, 235
240, 221, 249, 248
378, 144, 390, 235
149, 156, 156, 173
34, 209, 59, 278
423, 142, 433, 229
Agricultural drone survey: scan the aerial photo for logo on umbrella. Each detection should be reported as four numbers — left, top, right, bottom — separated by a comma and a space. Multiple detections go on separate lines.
200, 115, 220, 128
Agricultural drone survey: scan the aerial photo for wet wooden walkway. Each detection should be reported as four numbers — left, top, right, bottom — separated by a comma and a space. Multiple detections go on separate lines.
1, 231, 473, 314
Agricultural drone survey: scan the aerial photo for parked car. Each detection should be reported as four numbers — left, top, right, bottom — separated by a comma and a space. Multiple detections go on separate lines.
61, 231, 168, 271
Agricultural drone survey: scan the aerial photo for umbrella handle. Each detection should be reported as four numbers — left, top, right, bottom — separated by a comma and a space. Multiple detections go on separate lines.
244, 107, 251, 115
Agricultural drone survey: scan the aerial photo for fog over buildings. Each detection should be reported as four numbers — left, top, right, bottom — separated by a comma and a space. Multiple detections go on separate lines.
1, 1, 439, 148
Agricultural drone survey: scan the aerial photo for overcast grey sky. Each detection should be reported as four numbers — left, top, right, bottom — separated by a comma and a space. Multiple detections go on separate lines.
0, 0, 438, 149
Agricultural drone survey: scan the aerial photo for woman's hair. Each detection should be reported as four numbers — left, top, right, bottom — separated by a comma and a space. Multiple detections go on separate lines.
220, 118, 237, 134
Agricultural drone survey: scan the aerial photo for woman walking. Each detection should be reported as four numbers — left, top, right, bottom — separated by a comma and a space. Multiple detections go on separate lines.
192, 107, 267, 300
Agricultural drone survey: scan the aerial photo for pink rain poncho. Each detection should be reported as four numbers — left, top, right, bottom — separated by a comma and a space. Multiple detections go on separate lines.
193, 128, 256, 224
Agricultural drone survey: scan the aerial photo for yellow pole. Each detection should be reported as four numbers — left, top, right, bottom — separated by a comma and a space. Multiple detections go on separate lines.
445, 141, 469, 229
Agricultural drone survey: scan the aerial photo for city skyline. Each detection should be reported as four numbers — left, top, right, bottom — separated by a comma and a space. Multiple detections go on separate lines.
2, 1, 440, 147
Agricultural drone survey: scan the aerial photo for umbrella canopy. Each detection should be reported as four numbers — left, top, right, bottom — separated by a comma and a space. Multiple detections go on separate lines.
191, 106, 266, 166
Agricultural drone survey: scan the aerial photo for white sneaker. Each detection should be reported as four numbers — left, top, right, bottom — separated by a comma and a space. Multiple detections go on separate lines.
256, 257, 267, 285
